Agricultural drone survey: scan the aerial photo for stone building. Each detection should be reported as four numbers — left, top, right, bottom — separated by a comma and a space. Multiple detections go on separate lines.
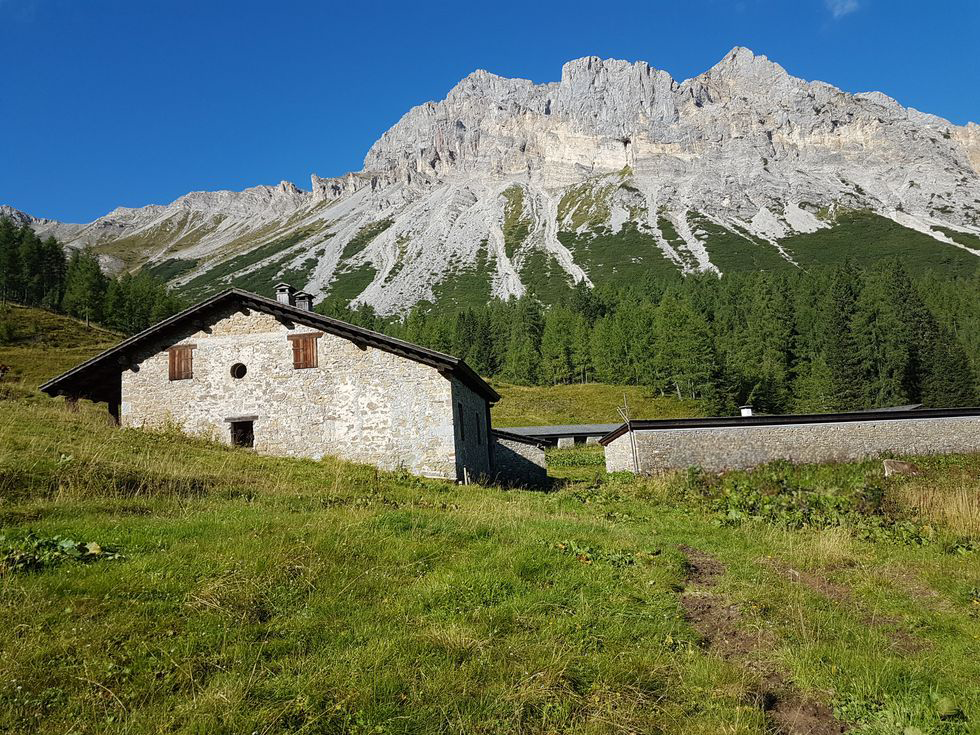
600, 408, 980, 474
41, 285, 502, 482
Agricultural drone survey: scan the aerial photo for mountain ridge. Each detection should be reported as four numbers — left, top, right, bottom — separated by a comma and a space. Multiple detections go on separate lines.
5, 47, 980, 314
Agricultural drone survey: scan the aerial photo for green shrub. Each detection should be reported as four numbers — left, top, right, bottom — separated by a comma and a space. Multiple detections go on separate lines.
0, 531, 122, 574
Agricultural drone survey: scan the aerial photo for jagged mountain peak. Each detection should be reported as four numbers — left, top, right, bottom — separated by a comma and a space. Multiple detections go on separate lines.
6, 50, 980, 315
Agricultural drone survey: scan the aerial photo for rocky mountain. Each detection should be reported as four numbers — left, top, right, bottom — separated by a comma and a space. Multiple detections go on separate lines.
6, 47, 980, 314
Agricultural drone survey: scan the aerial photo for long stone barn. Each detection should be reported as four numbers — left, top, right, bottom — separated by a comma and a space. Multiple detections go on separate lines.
40, 284, 544, 484
600, 408, 980, 474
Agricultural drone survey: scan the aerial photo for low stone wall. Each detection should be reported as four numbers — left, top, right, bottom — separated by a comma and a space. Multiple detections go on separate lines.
493, 434, 548, 487
605, 415, 980, 473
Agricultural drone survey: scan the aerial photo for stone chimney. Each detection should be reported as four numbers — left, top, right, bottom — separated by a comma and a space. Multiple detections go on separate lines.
274, 283, 296, 306
740, 405, 753, 417
294, 291, 313, 311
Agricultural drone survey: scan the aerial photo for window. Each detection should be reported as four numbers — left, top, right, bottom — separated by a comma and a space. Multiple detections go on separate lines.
168, 345, 195, 381
458, 402, 465, 440
230, 420, 254, 448
475, 414, 482, 445
288, 332, 321, 369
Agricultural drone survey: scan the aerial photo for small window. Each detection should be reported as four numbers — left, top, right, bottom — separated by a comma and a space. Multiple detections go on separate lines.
230, 420, 254, 448
168, 345, 195, 381
288, 333, 321, 369
458, 401, 465, 440
230, 363, 247, 379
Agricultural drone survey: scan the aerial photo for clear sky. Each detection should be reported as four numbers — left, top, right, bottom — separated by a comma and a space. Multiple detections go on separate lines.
2, 0, 978, 223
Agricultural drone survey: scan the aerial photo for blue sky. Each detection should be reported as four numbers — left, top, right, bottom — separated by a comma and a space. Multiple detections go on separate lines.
2, 0, 978, 223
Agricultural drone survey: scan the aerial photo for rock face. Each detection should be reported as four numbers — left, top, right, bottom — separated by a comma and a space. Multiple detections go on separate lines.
6, 48, 980, 313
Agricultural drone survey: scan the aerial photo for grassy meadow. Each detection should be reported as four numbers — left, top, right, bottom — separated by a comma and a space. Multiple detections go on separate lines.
0, 306, 978, 734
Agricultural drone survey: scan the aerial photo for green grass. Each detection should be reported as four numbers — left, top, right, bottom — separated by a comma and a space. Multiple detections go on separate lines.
0, 305, 119, 390
557, 181, 615, 231
781, 211, 980, 277
1, 332, 979, 733
517, 249, 577, 304
492, 383, 705, 426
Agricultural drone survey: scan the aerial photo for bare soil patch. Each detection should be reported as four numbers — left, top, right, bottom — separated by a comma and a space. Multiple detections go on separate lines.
679, 546, 848, 734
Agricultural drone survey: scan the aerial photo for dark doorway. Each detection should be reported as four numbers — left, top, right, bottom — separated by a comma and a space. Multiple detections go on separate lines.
230, 420, 254, 448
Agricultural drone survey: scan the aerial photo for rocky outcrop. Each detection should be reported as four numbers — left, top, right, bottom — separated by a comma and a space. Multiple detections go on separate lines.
5, 48, 980, 313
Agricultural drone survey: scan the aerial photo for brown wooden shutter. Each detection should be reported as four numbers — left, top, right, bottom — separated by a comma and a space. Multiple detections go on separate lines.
168, 345, 195, 380
288, 333, 321, 369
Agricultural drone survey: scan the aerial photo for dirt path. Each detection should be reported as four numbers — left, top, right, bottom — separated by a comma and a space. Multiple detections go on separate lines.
678, 545, 848, 735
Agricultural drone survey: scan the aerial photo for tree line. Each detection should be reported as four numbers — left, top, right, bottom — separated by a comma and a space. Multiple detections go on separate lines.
0, 217, 182, 334
320, 261, 980, 413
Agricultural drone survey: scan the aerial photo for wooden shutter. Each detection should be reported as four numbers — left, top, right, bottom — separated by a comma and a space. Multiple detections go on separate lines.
168, 345, 195, 380
288, 333, 321, 369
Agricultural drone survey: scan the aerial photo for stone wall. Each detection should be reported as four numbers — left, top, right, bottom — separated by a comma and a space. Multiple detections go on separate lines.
451, 378, 493, 481
120, 305, 486, 480
492, 434, 548, 487
605, 416, 980, 473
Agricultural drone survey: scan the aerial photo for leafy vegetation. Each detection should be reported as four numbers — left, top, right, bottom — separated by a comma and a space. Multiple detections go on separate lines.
691, 214, 795, 272
326, 263, 378, 303
179, 227, 320, 299
139, 257, 199, 283
557, 223, 681, 285
0, 217, 182, 335
429, 243, 494, 310
502, 186, 531, 258
341, 218, 393, 261
782, 210, 980, 276
1, 531, 123, 574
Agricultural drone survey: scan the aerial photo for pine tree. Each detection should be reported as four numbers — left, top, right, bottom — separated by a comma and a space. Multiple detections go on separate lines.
651, 289, 719, 405
540, 306, 576, 385
62, 249, 108, 326
0, 217, 20, 304
820, 263, 864, 411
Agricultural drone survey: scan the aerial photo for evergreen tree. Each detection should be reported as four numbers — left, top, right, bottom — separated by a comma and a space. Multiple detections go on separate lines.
651, 289, 719, 405
62, 249, 108, 325
0, 217, 20, 304
820, 263, 864, 410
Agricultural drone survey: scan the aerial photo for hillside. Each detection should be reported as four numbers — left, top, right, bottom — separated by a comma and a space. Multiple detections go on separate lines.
0, 304, 120, 391
1, 328, 979, 733
6, 47, 980, 314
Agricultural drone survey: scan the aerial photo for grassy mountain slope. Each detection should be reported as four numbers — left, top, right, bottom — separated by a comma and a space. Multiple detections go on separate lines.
158, 208, 980, 312
0, 305, 120, 390
1, 312, 979, 733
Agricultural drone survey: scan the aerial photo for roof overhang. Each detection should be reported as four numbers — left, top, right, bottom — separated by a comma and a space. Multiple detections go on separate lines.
40, 288, 500, 403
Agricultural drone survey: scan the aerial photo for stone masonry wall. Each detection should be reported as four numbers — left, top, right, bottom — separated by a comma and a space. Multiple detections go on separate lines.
605, 416, 980, 474
451, 378, 493, 481
121, 305, 479, 480
492, 437, 548, 487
